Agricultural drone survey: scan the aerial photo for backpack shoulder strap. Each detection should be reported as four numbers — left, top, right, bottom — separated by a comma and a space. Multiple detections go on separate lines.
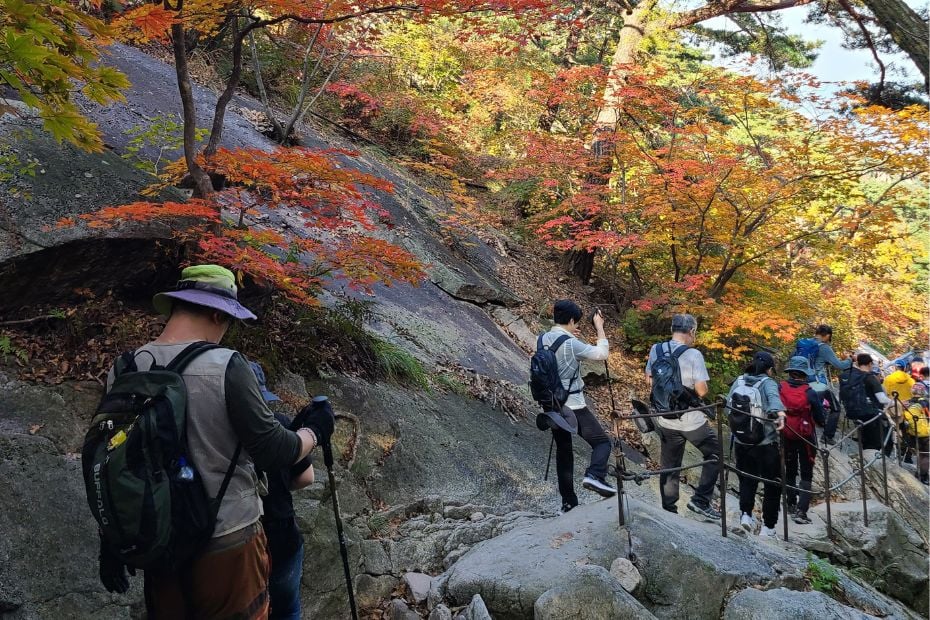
672, 344, 690, 359
165, 341, 222, 374
536, 335, 544, 352
212, 442, 242, 518
549, 334, 571, 353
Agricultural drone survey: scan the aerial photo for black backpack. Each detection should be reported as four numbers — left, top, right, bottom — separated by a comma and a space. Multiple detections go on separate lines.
529, 334, 578, 410
839, 368, 877, 421
649, 343, 695, 418
82, 342, 241, 570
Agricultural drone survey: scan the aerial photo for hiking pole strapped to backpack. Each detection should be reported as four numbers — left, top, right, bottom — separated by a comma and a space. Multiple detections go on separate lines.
315, 395, 359, 620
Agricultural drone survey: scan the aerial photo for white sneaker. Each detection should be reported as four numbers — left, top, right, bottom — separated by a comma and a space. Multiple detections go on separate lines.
582, 476, 617, 498
759, 526, 777, 538
740, 513, 756, 532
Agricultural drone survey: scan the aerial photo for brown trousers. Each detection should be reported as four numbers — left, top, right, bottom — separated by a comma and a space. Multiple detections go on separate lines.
144, 522, 270, 620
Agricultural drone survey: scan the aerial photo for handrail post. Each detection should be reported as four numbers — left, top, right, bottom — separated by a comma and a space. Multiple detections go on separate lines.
716, 398, 727, 538
881, 426, 890, 506
822, 448, 833, 540
779, 436, 789, 542
857, 422, 869, 527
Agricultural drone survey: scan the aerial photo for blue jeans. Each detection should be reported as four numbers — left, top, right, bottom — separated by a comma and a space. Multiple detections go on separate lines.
269, 540, 303, 620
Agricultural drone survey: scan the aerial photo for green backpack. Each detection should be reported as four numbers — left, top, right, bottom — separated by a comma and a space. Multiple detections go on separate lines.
82, 342, 241, 570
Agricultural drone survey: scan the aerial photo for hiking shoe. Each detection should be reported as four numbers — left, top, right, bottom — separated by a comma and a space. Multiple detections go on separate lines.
823, 436, 836, 446
686, 501, 721, 522
582, 476, 617, 498
759, 526, 777, 538
904, 454, 914, 464
739, 512, 756, 532
560, 502, 577, 514
793, 511, 812, 525
920, 476, 929, 486
786, 502, 797, 515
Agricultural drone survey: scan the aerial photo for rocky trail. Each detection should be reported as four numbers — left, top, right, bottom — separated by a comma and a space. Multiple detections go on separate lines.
0, 41, 927, 620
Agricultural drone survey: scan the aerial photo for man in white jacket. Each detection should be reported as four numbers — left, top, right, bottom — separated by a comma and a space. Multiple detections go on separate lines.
539, 300, 616, 513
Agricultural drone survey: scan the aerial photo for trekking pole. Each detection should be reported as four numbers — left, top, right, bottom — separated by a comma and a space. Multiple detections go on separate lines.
716, 397, 727, 539
603, 360, 628, 527
544, 434, 554, 481
316, 396, 359, 620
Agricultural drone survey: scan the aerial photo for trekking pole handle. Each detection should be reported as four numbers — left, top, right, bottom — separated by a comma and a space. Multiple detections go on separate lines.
312, 395, 336, 468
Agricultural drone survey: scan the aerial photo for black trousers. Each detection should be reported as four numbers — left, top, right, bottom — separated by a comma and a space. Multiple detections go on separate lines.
858, 416, 892, 454
784, 437, 816, 513
822, 390, 841, 440
903, 434, 929, 480
552, 406, 611, 506
656, 423, 720, 511
735, 442, 782, 529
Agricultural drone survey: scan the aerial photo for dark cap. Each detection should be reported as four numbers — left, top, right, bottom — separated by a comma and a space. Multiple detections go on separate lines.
752, 351, 775, 373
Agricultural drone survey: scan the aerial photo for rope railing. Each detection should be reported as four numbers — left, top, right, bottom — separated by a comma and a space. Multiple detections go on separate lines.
610, 396, 905, 542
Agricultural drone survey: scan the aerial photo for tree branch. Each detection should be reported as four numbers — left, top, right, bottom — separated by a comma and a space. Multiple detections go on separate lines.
672, 0, 814, 28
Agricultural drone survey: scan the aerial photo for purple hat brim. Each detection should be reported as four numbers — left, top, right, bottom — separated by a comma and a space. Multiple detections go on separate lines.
153, 290, 257, 320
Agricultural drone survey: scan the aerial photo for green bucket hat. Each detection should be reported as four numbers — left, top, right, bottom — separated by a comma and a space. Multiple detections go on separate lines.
153, 265, 257, 320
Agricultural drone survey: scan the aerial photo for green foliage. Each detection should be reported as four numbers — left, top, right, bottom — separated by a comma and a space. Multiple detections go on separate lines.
805, 553, 840, 594
0, 334, 28, 364
690, 14, 821, 71
372, 339, 429, 389
0, 0, 129, 151
122, 114, 208, 175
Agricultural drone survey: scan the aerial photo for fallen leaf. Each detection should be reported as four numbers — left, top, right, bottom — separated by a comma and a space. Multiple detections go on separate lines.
29, 424, 44, 435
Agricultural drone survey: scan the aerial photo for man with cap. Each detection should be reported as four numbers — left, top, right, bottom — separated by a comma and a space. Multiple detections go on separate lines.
645, 313, 721, 521
99, 265, 333, 620
727, 351, 786, 537
538, 300, 616, 513
249, 361, 315, 620
778, 356, 826, 525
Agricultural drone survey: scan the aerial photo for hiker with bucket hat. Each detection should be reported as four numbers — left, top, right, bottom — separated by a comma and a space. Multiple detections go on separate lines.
778, 356, 826, 525
531, 300, 616, 514
97, 265, 333, 620
249, 361, 315, 620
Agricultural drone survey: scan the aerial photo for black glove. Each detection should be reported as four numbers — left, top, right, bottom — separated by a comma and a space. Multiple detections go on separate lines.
99, 537, 134, 594
294, 397, 335, 447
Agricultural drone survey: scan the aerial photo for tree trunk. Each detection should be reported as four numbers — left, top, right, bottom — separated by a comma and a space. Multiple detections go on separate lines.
593, 1, 658, 137
563, 2, 657, 284
564, 249, 595, 284
170, 17, 213, 198
205, 14, 243, 157
859, 0, 929, 86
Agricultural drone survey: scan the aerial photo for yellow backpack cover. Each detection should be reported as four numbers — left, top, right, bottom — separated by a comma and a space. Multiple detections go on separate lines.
902, 401, 929, 438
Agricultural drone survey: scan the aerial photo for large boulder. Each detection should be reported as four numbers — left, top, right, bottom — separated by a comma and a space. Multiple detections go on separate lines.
444, 499, 632, 619
723, 587, 878, 619
794, 501, 929, 615
533, 565, 656, 619
863, 456, 929, 543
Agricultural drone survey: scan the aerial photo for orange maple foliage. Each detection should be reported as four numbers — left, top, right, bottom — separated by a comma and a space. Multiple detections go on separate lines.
68, 145, 424, 305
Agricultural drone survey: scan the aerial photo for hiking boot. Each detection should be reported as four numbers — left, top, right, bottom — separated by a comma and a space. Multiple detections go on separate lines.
582, 476, 617, 498
560, 501, 577, 514
904, 454, 914, 464
793, 511, 812, 525
823, 436, 836, 446
786, 502, 797, 515
920, 476, 929, 486
686, 501, 721, 522
739, 512, 756, 532
759, 526, 777, 538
